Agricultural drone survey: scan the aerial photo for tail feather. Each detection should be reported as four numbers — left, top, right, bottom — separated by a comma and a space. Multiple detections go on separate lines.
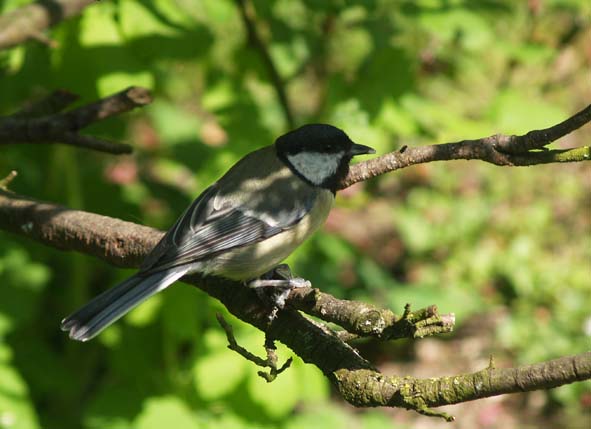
61, 268, 189, 342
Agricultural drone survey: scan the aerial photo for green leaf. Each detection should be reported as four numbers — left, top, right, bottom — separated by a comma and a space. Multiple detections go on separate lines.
126, 294, 162, 327
79, 2, 121, 46
284, 404, 349, 429
0, 0, 33, 13
161, 285, 204, 341
270, 38, 309, 78
0, 248, 50, 335
358, 257, 396, 292
76, 2, 155, 96
488, 90, 568, 134
360, 410, 394, 429
84, 384, 142, 429
419, 8, 493, 51
193, 347, 249, 401
315, 233, 354, 264
328, 26, 373, 76
6, 46, 25, 73
197, 412, 267, 429
0, 364, 39, 429
119, 0, 182, 39
149, 100, 202, 146
135, 397, 199, 429
291, 358, 329, 402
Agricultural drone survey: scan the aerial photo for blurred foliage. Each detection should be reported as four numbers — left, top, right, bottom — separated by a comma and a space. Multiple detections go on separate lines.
0, 0, 590, 428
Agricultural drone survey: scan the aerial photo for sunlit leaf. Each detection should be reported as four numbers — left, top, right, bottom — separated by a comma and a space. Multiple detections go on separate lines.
284, 404, 349, 429
135, 397, 199, 429
0, 365, 39, 429
193, 347, 249, 401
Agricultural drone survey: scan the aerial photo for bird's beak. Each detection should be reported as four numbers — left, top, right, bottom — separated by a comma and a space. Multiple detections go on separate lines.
350, 143, 376, 156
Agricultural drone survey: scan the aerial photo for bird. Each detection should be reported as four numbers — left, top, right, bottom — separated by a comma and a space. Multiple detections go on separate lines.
61, 124, 375, 341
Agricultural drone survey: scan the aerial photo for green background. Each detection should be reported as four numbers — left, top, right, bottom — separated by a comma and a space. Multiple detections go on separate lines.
0, 0, 589, 428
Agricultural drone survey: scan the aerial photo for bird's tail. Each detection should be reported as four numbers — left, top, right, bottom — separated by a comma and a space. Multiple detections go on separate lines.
61, 267, 190, 342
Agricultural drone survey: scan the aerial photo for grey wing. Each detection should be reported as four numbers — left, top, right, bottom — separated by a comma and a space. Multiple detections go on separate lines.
140, 182, 316, 274
139, 184, 218, 272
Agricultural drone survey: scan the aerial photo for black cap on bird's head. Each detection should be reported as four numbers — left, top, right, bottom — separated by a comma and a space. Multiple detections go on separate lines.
275, 124, 374, 157
275, 124, 375, 192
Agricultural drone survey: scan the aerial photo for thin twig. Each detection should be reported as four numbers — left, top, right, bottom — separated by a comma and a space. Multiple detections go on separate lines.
0, 87, 152, 154
12, 89, 79, 118
216, 313, 292, 382
0, 170, 17, 190
342, 104, 591, 188
234, 0, 295, 129
60, 133, 133, 154
59, 86, 153, 129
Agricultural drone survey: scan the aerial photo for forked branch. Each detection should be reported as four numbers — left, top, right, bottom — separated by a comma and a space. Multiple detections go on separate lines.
342, 104, 591, 188
0, 190, 589, 420
0, 87, 152, 154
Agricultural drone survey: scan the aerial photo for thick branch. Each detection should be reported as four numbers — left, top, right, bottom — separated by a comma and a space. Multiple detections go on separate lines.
342, 104, 591, 188
0, 87, 153, 154
335, 353, 591, 420
0, 190, 447, 340
234, 0, 295, 129
0, 0, 96, 50
0, 190, 589, 418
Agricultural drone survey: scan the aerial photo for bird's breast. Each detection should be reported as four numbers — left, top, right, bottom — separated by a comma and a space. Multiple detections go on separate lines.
207, 189, 334, 280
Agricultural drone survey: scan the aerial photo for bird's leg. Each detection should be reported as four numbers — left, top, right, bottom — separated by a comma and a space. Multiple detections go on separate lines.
247, 264, 310, 310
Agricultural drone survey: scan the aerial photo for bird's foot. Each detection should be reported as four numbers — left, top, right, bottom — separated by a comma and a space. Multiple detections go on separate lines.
247, 264, 311, 320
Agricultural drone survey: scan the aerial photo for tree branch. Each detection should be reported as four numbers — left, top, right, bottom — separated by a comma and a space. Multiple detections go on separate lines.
0, 190, 449, 341
1, 101, 589, 418
12, 88, 79, 118
342, 104, 591, 188
234, 0, 295, 129
0, 86, 153, 154
288, 290, 455, 340
0, 190, 589, 419
334, 353, 590, 421
0, 0, 97, 50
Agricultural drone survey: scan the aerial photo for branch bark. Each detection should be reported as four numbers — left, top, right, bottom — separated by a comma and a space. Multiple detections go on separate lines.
0, 0, 96, 50
1, 190, 589, 420
341, 103, 591, 188
234, 0, 295, 129
0, 86, 153, 154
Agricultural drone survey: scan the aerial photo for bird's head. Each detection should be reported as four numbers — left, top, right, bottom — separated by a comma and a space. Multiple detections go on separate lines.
275, 124, 375, 192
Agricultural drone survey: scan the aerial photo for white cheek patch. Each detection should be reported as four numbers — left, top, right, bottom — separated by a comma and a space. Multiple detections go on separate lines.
286, 151, 344, 185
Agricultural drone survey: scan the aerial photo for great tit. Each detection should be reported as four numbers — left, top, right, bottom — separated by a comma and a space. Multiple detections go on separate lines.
61, 124, 375, 341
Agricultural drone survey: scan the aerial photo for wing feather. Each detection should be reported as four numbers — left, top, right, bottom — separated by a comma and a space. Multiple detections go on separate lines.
140, 181, 317, 274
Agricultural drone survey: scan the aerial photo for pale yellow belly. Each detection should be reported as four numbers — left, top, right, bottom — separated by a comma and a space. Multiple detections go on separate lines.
207, 190, 334, 280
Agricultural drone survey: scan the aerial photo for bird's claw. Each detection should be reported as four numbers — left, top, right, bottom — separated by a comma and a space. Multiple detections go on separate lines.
247, 265, 311, 321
